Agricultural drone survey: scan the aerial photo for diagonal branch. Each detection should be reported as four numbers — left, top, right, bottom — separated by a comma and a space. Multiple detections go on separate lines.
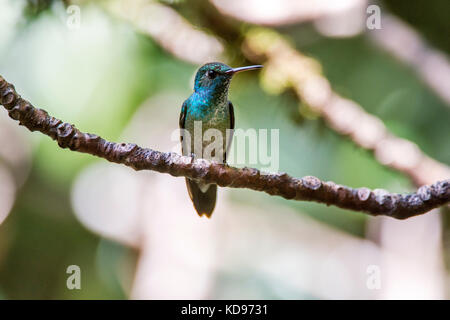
242, 28, 450, 187
1, 75, 449, 219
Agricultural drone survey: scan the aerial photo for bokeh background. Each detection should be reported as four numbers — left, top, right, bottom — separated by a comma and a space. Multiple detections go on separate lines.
0, 0, 449, 299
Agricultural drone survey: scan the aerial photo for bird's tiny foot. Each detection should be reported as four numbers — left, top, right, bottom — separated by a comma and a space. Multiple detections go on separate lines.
222, 154, 228, 165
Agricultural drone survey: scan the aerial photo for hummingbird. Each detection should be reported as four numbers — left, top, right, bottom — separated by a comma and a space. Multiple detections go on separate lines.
179, 62, 263, 217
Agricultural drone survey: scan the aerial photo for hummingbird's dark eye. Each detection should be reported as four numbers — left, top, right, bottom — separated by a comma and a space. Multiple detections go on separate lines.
206, 70, 217, 79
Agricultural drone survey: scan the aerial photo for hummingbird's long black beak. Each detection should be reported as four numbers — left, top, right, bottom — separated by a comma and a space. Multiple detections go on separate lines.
226, 65, 263, 74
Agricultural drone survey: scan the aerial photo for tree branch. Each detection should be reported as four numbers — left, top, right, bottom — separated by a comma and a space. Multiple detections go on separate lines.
1, 75, 449, 219
243, 28, 450, 187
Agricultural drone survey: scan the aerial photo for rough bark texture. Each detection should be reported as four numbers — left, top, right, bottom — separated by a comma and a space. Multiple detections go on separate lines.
1, 75, 449, 219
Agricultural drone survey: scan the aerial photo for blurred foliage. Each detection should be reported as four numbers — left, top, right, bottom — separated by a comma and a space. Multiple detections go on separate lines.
383, 0, 450, 54
0, 0, 449, 299
23, 0, 55, 18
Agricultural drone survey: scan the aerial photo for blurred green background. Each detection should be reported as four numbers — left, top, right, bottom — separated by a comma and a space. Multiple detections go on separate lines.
0, 0, 449, 299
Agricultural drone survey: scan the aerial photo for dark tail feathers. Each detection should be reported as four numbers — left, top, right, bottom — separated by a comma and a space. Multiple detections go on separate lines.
185, 178, 217, 217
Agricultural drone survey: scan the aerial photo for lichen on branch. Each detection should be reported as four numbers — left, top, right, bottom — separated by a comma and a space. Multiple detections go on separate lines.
0, 75, 449, 219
